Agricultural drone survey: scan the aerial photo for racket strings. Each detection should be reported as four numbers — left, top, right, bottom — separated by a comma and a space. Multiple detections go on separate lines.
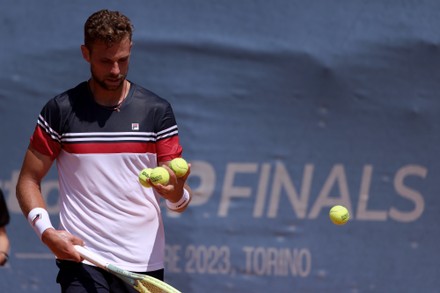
119, 271, 179, 293
135, 280, 166, 293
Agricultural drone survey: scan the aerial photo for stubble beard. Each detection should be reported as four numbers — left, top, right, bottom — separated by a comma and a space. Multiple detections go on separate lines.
91, 71, 126, 91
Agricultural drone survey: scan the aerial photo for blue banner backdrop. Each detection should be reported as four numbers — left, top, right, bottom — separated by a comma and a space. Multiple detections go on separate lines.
0, 1, 439, 292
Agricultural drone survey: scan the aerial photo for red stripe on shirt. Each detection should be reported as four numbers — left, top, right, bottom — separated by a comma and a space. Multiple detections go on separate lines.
63, 142, 155, 154
156, 136, 182, 162
30, 124, 182, 159
30, 126, 61, 159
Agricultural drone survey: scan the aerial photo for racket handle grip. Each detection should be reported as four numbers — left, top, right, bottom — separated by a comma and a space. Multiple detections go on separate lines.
74, 245, 108, 269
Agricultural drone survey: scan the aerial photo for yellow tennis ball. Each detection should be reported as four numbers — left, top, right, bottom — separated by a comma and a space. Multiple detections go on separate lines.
138, 168, 153, 188
150, 166, 170, 186
169, 158, 189, 178
329, 205, 350, 225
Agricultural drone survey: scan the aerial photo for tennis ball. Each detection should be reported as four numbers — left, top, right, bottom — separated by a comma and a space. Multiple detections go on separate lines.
329, 205, 350, 225
138, 168, 153, 188
150, 166, 170, 186
169, 158, 189, 178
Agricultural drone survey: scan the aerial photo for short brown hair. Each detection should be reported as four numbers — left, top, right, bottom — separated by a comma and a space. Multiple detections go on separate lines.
84, 9, 133, 49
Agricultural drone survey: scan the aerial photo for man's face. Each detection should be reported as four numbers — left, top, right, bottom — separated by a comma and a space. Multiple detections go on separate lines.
81, 37, 132, 91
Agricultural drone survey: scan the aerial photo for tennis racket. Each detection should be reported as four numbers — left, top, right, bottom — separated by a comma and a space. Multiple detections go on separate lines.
74, 245, 181, 293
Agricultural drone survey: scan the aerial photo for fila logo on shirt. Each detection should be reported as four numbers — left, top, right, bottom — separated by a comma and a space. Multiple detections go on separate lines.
131, 123, 139, 131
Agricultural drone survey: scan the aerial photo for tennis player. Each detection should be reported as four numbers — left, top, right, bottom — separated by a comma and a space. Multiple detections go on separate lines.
16, 9, 192, 293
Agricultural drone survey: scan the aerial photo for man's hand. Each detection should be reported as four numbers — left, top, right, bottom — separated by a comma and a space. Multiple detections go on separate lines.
0, 252, 8, 266
41, 228, 85, 262
151, 163, 192, 212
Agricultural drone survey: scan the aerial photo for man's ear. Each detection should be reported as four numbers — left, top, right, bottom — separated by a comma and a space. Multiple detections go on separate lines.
80, 45, 90, 62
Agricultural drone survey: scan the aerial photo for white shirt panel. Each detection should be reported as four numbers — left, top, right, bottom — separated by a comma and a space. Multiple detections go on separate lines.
56, 149, 164, 272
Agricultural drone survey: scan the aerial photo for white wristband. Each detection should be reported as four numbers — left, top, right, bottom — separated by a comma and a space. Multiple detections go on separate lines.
27, 208, 54, 240
166, 189, 190, 211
